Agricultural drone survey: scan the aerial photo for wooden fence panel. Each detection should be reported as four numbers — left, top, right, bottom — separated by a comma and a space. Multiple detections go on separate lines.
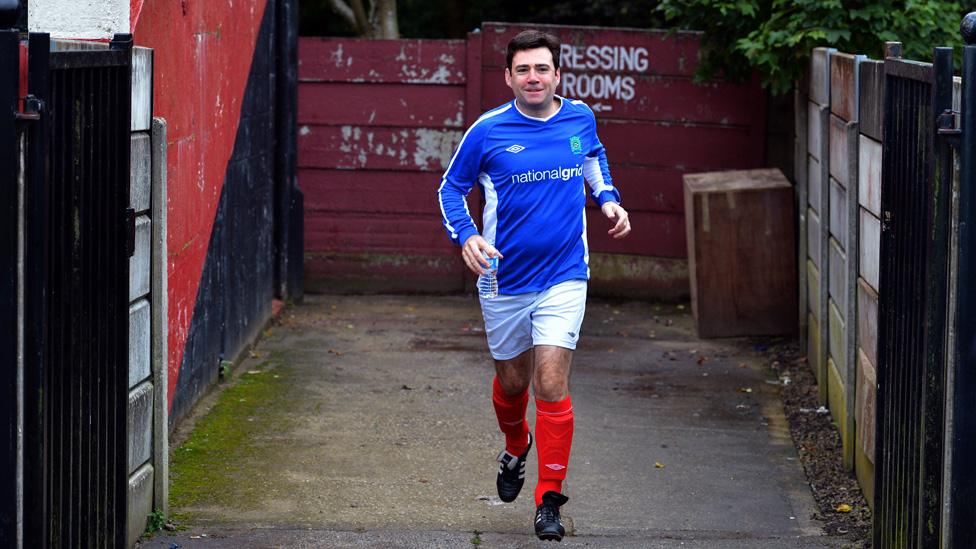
855, 58, 884, 502
298, 37, 468, 292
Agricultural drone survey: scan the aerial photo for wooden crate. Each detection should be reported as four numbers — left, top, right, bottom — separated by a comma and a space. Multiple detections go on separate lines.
683, 168, 797, 338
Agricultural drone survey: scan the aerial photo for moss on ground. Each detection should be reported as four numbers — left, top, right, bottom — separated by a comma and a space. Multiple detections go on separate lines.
169, 354, 296, 512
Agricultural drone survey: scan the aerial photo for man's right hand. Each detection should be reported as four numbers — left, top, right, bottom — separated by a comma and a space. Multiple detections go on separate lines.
462, 235, 503, 276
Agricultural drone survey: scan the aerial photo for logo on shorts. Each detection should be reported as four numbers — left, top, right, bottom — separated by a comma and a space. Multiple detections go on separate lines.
506, 144, 525, 153
568, 332, 576, 338
569, 136, 582, 154
545, 463, 567, 471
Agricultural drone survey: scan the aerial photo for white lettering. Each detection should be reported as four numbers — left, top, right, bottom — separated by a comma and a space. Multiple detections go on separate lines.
561, 72, 577, 96
599, 45, 614, 70
634, 48, 649, 72
619, 47, 633, 71
572, 46, 584, 69
559, 44, 573, 69
577, 73, 590, 98
621, 76, 635, 101
591, 73, 605, 99
585, 45, 600, 70
511, 164, 583, 184
554, 44, 649, 104
605, 75, 622, 98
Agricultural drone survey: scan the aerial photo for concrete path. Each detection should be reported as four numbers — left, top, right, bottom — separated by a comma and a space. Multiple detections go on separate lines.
142, 294, 849, 548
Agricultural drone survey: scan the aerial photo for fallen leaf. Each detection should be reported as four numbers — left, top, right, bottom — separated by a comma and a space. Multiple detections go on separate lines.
328, 349, 344, 357
654, 462, 665, 469
738, 387, 753, 393
836, 503, 852, 513
697, 356, 707, 365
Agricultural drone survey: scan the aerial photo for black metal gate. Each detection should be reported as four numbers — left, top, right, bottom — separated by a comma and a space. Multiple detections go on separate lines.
0, 26, 22, 549
21, 33, 134, 548
874, 49, 954, 548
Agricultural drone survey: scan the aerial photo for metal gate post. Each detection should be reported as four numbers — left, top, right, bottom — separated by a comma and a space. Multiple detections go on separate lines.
0, 25, 20, 549
23, 31, 48, 549
948, 17, 976, 548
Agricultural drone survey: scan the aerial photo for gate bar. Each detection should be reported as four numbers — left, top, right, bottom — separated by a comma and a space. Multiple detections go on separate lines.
23, 31, 49, 549
948, 29, 976, 548
920, 46, 953, 549
0, 26, 20, 549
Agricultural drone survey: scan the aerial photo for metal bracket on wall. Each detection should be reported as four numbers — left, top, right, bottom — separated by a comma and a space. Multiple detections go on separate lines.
14, 95, 41, 123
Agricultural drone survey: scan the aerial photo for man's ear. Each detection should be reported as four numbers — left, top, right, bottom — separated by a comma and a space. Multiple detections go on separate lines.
504, 67, 512, 88
553, 67, 560, 88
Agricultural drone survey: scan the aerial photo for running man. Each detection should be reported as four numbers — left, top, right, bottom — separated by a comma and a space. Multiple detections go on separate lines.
437, 29, 631, 541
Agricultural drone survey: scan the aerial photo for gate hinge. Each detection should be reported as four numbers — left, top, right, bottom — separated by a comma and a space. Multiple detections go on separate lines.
125, 208, 136, 258
938, 109, 961, 136
14, 95, 42, 122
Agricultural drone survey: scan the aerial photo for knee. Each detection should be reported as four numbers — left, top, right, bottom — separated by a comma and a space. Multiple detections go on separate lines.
534, 373, 569, 402
496, 372, 531, 396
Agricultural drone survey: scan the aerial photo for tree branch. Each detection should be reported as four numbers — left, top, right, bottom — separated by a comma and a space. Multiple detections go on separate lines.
326, 0, 359, 32
349, 0, 371, 36
374, 0, 399, 39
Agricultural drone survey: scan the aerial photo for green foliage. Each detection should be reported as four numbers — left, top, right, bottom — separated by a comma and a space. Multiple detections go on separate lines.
144, 509, 166, 536
658, 0, 969, 95
300, 0, 667, 39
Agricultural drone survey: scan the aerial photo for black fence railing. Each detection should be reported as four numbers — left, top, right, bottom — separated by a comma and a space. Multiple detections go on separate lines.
0, 26, 21, 549
875, 49, 941, 549
873, 18, 976, 548
22, 33, 133, 549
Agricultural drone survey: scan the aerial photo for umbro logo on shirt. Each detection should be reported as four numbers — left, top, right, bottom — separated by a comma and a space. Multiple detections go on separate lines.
505, 144, 526, 153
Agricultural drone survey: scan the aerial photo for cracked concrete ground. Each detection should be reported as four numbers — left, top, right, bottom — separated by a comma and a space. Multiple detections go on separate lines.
142, 294, 850, 548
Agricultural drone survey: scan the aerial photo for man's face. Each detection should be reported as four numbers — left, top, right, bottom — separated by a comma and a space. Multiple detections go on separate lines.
505, 47, 560, 111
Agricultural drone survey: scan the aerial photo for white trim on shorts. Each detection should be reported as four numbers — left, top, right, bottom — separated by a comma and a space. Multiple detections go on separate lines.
479, 279, 588, 360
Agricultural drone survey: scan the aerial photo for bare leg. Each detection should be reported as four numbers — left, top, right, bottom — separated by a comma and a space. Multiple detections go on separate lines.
533, 345, 573, 401
494, 348, 534, 396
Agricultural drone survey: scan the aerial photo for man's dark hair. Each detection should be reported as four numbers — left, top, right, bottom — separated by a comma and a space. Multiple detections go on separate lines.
506, 30, 561, 71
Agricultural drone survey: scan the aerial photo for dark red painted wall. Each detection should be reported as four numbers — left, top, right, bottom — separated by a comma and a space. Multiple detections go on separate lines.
298, 24, 765, 297
299, 37, 469, 292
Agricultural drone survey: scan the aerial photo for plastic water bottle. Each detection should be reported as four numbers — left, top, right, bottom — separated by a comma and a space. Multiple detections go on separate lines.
478, 256, 499, 299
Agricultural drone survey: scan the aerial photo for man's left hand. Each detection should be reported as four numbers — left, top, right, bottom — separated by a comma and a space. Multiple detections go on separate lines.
602, 202, 631, 239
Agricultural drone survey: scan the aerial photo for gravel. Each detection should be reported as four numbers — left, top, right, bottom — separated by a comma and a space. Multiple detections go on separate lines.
761, 339, 873, 548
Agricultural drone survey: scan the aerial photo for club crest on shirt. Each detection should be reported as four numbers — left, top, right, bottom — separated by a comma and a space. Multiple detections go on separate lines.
569, 135, 582, 154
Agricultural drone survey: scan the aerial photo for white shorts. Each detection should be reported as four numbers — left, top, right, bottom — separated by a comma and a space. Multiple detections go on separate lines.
479, 279, 588, 360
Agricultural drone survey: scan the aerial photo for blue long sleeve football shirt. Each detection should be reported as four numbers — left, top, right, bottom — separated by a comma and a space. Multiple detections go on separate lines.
437, 96, 621, 295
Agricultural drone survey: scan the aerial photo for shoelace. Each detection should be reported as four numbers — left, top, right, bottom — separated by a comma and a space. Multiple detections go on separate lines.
536, 503, 560, 525
498, 452, 520, 473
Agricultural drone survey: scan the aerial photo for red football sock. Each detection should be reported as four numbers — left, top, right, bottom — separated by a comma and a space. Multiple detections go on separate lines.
492, 377, 530, 456
535, 395, 574, 505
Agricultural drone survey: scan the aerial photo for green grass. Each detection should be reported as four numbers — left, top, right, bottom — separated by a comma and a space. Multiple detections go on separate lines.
169, 354, 295, 512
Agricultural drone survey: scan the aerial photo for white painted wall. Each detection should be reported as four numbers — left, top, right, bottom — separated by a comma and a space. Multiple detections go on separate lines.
29, 0, 129, 39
